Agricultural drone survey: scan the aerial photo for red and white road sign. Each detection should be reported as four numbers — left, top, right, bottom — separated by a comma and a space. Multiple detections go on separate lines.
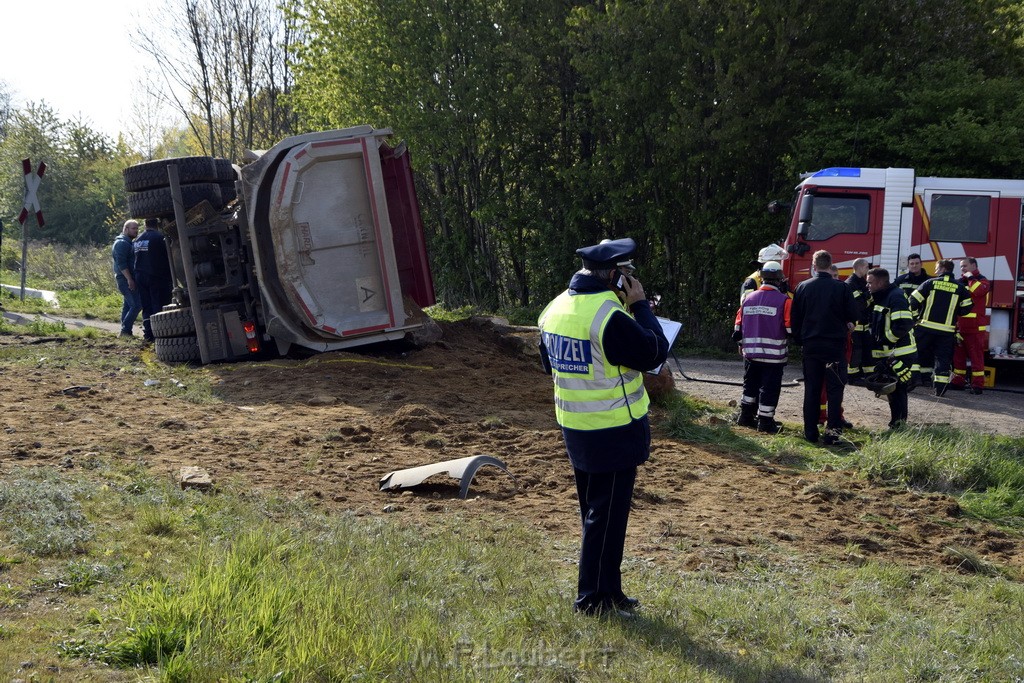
18, 158, 46, 227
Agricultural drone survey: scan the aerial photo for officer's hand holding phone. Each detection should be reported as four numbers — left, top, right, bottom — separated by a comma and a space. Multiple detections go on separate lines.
617, 273, 647, 306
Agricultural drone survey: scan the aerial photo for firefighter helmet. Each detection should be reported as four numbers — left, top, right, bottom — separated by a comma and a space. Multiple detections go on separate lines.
757, 244, 787, 263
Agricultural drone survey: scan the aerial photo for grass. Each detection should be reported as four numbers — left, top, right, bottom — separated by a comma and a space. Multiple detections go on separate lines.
662, 394, 1024, 531
0, 463, 1021, 681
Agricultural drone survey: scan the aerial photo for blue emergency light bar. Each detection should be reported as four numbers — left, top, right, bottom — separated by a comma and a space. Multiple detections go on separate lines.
812, 167, 862, 177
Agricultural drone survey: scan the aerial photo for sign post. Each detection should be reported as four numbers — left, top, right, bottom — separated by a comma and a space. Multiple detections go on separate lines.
17, 158, 46, 302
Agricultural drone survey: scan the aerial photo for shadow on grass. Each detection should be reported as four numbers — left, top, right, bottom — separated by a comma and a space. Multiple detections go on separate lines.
617, 612, 825, 682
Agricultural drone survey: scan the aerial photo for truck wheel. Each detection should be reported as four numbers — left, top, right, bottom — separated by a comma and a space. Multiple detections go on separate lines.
220, 181, 237, 204
154, 335, 201, 363
151, 308, 196, 338
127, 183, 223, 219
123, 156, 235, 192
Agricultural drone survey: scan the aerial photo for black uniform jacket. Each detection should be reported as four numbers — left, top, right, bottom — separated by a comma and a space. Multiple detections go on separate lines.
791, 272, 858, 347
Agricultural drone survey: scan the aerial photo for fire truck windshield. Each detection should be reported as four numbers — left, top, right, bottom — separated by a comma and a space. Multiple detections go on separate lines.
804, 194, 871, 241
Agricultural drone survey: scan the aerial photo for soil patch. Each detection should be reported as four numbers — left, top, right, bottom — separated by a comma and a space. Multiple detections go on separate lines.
1, 319, 1021, 576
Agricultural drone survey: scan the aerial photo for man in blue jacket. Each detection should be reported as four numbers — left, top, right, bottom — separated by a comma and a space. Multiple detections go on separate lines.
538, 238, 669, 618
111, 219, 141, 337
133, 218, 174, 342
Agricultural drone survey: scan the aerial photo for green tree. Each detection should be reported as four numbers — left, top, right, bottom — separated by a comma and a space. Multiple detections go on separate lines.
0, 103, 132, 246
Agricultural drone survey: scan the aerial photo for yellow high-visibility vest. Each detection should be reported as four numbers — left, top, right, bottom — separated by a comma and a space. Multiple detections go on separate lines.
538, 290, 650, 430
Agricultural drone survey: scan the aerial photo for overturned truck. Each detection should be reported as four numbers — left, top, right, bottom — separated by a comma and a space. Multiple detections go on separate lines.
122, 126, 437, 363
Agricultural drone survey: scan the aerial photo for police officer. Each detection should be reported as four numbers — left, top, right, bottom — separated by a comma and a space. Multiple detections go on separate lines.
734, 261, 791, 433
866, 268, 918, 428
893, 253, 930, 299
538, 238, 669, 617
133, 218, 174, 342
908, 259, 973, 396
740, 244, 787, 304
111, 219, 141, 337
845, 258, 873, 384
951, 257, 991, 394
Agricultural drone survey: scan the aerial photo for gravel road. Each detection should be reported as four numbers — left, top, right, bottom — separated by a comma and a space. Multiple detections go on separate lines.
669, 355, 1024, 437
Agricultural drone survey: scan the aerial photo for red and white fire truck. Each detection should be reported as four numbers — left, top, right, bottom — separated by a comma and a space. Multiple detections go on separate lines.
779, 167, 1024, 360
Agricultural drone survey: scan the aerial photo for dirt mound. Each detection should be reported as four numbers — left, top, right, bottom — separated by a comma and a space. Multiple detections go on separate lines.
0, 318, 1020, 576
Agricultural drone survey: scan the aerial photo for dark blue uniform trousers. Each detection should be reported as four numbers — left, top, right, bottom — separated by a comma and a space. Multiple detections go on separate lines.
801, 341, 847, 438
573, 466, 636, 612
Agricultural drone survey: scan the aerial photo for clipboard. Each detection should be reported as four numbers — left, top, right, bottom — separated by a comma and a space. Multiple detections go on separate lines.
649, 316, 682, 374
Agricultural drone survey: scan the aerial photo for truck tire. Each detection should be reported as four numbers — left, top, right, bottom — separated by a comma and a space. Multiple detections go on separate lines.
123, 156, 235, 192
127, 183, 223, 219
154, 335, 201, 363
150, 308, 196, 338
220, 181, 238, 204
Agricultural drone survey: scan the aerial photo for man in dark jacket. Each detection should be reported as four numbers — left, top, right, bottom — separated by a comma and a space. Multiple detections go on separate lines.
867, 268, 919, 427
538, 238, 669, 618
791, 250, 858, 445
133, 218, 174, 342
908, 259, 973, 396
893, 253, 929, 299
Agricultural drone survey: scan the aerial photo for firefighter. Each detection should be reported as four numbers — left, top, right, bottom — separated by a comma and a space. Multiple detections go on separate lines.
819, 265, 853, 428
740, 244, 787, 304
733, 261, 792, 433
845, 258, 873, 384
951, 257, 991, 394
893, 253, 930, 299
908, 259, 973, 396
866, 268, 918, 428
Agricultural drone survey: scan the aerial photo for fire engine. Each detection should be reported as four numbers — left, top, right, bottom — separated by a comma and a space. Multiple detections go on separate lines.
778, 167, 1024, 360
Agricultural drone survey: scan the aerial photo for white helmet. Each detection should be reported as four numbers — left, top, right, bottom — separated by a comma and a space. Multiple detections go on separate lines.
760, 261, 784, 281
757, 244, 787, 262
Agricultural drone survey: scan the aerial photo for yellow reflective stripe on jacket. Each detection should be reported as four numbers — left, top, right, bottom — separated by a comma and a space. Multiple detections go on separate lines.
538, 290, 650, 430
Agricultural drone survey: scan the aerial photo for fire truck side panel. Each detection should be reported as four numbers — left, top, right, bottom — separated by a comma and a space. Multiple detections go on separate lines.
783, 167, 1024, 358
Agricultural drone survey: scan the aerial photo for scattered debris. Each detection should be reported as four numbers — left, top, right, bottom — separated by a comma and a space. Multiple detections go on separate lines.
379, 455, 516, 499
179, 466, 214, 491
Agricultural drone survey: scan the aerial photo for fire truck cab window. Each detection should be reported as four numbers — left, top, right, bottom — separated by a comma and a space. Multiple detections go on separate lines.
929, 194, 989, 243
807, 195, 870, 241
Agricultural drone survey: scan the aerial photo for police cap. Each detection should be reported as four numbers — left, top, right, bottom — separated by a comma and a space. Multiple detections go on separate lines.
576, 238, 636, 270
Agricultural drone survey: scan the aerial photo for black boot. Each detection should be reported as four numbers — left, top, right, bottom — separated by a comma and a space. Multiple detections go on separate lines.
757, 415, 782, 434
736, 403, 757, 428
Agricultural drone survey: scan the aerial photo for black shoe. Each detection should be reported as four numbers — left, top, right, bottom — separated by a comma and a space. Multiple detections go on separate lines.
969, 387, 983, 395
756, 417, 782, 434
614, 596, 640, 611
804, 429, 819, 444
840, 420, 854, 430
934, 384, 948, 397
821, 428, 842, 446
948, 384, 965, 391
574, 603, 636, 619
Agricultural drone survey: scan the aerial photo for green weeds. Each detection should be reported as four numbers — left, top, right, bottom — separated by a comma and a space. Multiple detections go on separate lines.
0, 468, 94, 556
